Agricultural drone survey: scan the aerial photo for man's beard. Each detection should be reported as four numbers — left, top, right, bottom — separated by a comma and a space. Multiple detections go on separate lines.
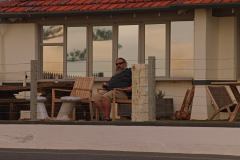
115, 67, 125, 74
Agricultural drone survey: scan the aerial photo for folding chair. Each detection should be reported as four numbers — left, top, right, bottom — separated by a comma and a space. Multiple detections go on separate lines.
207, 86, 240, 122
175, 86, 195, 120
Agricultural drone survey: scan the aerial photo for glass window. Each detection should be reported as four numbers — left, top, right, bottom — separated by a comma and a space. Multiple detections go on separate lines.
67, 27, 87, 77
93, 26, 112, 77
43, 46, 63, 75
118, 25, 138, 68
171, 21, 194, 77
42, 25, 64, 79
145, 24, 166, 76
43, 25, 63, 43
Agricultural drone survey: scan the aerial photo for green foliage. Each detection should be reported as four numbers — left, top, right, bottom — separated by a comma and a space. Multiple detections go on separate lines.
67, 48, 87, 62
156, 90, 165, 99
43, 27, 123, 62
43, 26, 63, 40
93, 28, 112, 41
118, 43, 123, 49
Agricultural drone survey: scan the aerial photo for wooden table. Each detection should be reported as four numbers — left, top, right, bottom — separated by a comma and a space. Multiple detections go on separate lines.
0, 86, 30, 99
0, 86, 30, 120
37, 81, 74, 102
211, 81, 240, 85
0, 99, 30, 120
37, 81, 74, 117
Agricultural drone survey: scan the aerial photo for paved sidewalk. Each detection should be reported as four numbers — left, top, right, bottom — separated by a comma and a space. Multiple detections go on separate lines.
0, 124, 239, 156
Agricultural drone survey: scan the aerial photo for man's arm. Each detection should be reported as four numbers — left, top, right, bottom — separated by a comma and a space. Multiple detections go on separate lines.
115, 86, 132, 92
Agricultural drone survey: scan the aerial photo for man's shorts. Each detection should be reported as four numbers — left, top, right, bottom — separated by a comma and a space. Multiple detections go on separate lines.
93, 89, 128, 102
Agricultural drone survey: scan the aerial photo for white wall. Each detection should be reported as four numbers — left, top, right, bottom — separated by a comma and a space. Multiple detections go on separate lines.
0, 124, 239, 156
0, 23, 36, 83
218, 17, 236, 80
194, 10, 236, 81
206, 16, 236, 80
206, 12, 219, 80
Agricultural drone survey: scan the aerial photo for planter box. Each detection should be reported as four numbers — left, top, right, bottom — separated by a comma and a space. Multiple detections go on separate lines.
118, 104, 131, 117
156, 98, 174, 120
117, 98, 174, 120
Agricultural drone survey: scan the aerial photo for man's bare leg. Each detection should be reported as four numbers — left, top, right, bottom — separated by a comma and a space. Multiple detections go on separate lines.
102, 96, 112, 120
93, 94, 104, 119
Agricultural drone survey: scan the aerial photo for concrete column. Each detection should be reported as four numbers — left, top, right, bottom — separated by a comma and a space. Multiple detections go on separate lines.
30, 60, 38, 120
132, 57, 156, 121
191, 9, 213, 120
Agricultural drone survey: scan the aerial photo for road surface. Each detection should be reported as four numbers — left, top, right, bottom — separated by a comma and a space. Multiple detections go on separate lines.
0, 149, 239, 160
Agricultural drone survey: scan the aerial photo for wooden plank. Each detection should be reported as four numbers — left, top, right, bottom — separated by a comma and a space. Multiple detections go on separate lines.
0, 99, 30, 103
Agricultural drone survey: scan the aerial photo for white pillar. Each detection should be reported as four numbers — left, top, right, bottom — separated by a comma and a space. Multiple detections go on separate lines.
191, 9, 214, 120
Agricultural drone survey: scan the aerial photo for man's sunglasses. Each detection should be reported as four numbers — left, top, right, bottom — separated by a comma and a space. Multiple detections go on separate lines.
115, 62, 125, 66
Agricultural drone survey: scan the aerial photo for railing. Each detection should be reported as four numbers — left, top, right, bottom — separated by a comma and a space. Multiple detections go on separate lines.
0, 58, 238, 122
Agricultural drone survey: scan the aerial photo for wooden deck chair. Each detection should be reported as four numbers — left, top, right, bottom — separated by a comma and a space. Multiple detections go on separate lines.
175, 86, 195, 120
112, 88, 132, 121
51, 77, 94, 120
207, 86, 240, 122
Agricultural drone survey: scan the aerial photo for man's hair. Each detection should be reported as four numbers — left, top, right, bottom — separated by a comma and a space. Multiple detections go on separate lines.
116, 57, 127, 63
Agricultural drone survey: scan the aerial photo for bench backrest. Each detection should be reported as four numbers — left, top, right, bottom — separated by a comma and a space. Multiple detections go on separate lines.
71, 77, 94, 99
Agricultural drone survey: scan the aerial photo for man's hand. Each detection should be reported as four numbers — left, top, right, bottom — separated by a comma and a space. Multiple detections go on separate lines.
102, 82, 108, 89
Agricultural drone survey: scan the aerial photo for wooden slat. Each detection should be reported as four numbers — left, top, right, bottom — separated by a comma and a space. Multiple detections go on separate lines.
207, 85, 239, 122
208, 86, 233, 110
51, 76, 94, 120
230, 85, 240, 103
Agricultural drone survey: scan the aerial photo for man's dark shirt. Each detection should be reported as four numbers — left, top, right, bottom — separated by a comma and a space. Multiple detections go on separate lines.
106, 68, 132, 98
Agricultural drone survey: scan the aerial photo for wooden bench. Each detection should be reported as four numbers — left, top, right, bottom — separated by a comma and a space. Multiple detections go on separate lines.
112, 88, 131, 121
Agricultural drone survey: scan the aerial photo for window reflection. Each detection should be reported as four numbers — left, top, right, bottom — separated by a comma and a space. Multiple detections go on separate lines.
43, 46, 63, 75
118, 25, 138, 68
67, 27, 87, 77
171, 21, 194, 77
145, 24, 166, 76
93, 26, 112, 77
43, 25, 63, 43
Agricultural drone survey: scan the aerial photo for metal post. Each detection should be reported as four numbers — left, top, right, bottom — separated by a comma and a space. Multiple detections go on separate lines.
30, 60, 37, 120
148, 56, 156, 121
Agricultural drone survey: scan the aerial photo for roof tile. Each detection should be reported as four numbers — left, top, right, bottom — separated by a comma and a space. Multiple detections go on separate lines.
0, 0, 239, 14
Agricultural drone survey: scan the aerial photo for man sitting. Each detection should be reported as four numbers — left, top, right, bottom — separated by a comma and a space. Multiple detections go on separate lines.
93, 57, 132, 121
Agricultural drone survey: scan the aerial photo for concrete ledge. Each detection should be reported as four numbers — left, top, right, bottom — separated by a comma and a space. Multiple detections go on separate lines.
0, 120, 240, 128
0, 124, 239, 156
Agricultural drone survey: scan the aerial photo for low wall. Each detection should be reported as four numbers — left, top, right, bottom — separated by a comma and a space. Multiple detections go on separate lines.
0, 124, 239, 156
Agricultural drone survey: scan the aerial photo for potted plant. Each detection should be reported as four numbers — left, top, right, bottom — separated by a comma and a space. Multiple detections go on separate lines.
155, 90, 174, 120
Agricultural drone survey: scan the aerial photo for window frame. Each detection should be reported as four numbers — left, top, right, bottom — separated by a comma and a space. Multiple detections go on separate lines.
40, 24, 65, 78
66, 26, 88, 77
39, 20, 194, 80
